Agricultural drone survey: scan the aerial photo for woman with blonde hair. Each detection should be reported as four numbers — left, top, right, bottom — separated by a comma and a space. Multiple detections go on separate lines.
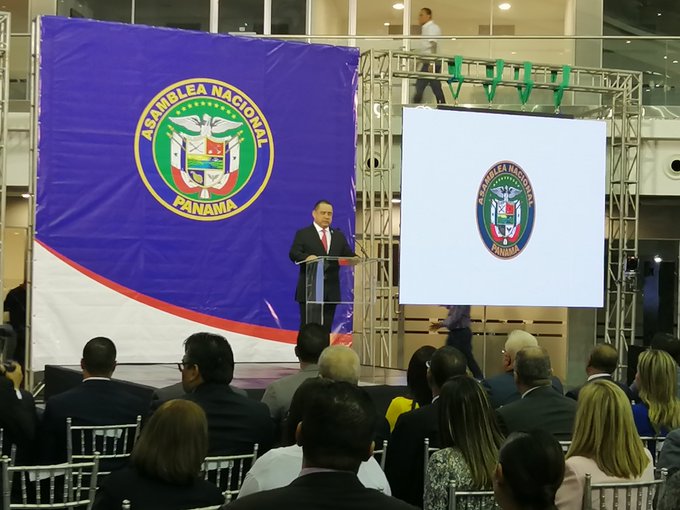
424, 376, 504, 510
555, 380, 654, 510
633, 349, 680, 436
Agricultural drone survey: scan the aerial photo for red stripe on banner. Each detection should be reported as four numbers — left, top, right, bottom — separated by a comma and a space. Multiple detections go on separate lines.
171, 167, 200, 194
36, 240, 298, 344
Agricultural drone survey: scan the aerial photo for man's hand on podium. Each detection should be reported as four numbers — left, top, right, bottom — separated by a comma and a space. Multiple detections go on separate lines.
304, 255, 318, 262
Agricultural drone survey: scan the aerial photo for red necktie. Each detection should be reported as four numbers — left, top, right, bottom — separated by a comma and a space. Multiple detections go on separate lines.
321, 229, 328, 253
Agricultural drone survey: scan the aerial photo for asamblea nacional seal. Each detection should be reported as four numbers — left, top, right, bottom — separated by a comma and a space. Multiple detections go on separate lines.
476, 161, 535, 259
134, 78, 274, 221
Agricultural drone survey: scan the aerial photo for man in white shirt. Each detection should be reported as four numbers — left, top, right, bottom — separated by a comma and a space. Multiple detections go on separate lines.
413, 7, 445, 104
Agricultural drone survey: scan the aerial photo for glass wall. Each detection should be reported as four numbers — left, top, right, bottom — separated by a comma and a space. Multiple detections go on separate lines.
272, 0, 306, 35
56, 0, 132, 23
219, 0, 264, 34
135, 0, 210, 30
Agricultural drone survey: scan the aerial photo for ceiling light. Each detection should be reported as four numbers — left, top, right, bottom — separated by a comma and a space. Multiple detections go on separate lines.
657, 12, 662, 16
511, 51, 517, 55
391, 198, 401, 204
392, 2, 404, 10
626, 40, 631, 44
654, 255, 663, 263
21, 193, 30, 198
664, 55, 668, 59
499, 3, 512, 10
384, 22, 390, 26
673, 60, 678, 64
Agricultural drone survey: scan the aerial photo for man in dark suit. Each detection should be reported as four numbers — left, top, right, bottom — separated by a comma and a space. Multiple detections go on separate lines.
228, 381, 417, 510
496, 346, 577, 441
180, 332, 275, 455
385, 346, 467, 507
40, 337, 148, 463
483, 330, 563, 409
0, 361, 38, 464
566, 343, 633, 401
289, 199, 357, 331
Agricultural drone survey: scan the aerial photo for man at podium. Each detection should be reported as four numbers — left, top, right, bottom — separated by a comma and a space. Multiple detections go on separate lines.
289, 200, 356, 332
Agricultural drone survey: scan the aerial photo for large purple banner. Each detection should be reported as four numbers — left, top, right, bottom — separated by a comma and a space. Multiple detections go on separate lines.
32, 16, 358, 366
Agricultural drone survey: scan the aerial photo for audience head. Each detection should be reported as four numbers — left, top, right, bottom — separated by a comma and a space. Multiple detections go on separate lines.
514, 346, 552, 391
283, 377, 333, 446
181, 332, 235, 392
297, 381, 376, 472
427, 345, 467, 395
636, 349, 680, 432
568, 380, 648, 478
407, 345, 437, 407
651, 332, 680, 366
81, 337, 117, 378
131, 399, 208, 485
318, 345, 360, 385
494, 430, 565, 510
586, 344, 619, 376
502, 330, 538, 372
439, 376, 504, 488
295, 323, 329, 365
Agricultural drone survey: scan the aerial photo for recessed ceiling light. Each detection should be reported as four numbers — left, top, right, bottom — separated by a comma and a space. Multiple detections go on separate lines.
392, 2, 404, 10
21, 193, 30, 198
673, 60, 678, 64
654, 255, 663, 263
384, 22, 390, 26
626, 40, 631, 44
511, 51, 517, 55
499, 3, 512, 10
664, 55, 668, 59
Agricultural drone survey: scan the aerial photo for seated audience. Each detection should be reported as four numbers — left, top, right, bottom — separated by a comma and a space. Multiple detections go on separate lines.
658, 469, 680, 510
228, 381, 417, 510
40, 337, 148, 463
493, 430, 565, 510
385, 345, 467, 507
630, 333, 680, 400
555, 380, 654, 510
483, 330, 563, 409
261, 323, 328, 432
632, 349, 680, 437
496, 346, 576, 440
239, 377, 390, 497
424, 376, 503, 510
658, 428, 680, 476
566, 343, 633, 401
0, 361, 38, 464
92, 399, 224, 510
386, 345, 436, 432
179, 332, 275, 455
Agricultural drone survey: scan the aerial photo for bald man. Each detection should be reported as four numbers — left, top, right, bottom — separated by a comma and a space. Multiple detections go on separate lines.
565, 343, 632, 401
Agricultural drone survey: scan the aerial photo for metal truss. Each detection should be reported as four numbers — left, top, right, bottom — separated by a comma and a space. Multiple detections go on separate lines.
0, 12, 8, 344
358, 49, 642, 373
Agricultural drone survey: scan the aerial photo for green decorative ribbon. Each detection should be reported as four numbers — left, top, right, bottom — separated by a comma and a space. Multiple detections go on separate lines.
447, 55, 464, 101
483, 59, 505, 103
513, 62, 534, 105
551, 65, 572, 110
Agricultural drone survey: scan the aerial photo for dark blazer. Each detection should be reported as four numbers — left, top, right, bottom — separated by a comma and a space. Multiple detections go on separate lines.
385, 400, 440, 507
228, 471, 418, 510
92, 466, 224, 510
289, 224, 355, 302
183, 382, 275, 456
482, 371, 564, 409
40, 379, 148, 463
0, 378, 38, 463
496, 385, 577, 441
150, 381, 248, 414
565, 374, 634, 401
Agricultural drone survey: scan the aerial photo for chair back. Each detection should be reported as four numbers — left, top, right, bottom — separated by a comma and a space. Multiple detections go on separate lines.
447, 481, 499, 510
1, 455, 99, 509
372, 439, 388, 471
424, 437, 440, 485
121, 500, 222, 510
0, 429, 17, 465
583, 471, 666, 510
639, 436, 666, 464
66, 416, 142, 475
201, 444, 259, 502
559, 441, 571, 454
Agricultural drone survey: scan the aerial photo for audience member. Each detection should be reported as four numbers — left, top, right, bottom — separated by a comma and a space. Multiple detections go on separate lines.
40, 337, 148, 463
630, 333, 680, 400
92, 399, 223, 510
0, 361, 38, 464
386, 345, 467, 507
496, 346, 576, 440
566, 343, 632, 401
658, 428, 680, 476
555, 380, 654, 510
179, 332, 274, 455
632, 349, 680, 437
483, 330, 563, 409
239, 378, 390, 498
228, 381, 417, 510
658, 469, 680, 510
424, 376, 503, 510
493, 430, 565, 510
386, 346, 436, 431
261, 323, 328, 431
3, 281, 26, 366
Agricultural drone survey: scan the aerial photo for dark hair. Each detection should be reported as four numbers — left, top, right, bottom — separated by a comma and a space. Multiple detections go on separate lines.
421, 7, 432, 16
498, 431, 565, 510
132, 399, 208, 485
515, 346, 552, 387
588, 344, 618, 374
407, 346, 436, 407
430, 346, 467, 389
313, 199, 332, 210
295, 324, 329, 364
651, 333, 680, 365
299, 381, 376, 472
283, 377, 333, 446
82, 337, 116, 376
183, 332, 235, 384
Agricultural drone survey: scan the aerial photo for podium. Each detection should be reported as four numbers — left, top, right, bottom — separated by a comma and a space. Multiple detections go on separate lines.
298, 256, 379, 329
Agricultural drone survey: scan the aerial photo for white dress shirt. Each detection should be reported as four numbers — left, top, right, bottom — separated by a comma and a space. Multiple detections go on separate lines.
313, 222, 331, 253
419, 20, 442, 54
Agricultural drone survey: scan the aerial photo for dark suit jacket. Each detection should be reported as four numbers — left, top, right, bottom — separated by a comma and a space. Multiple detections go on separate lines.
496, 385, 577, 441
0, 378, 38, 464
289, 224, 355, 302
385, 400, 440, 507
150, 381, 247, 414
92, 466, 224, 510
183, 382, 275, 456
482, 371, 564, 409
565, 374, 634, 401
40, 379, 148, 463
228, 471, 418, 510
